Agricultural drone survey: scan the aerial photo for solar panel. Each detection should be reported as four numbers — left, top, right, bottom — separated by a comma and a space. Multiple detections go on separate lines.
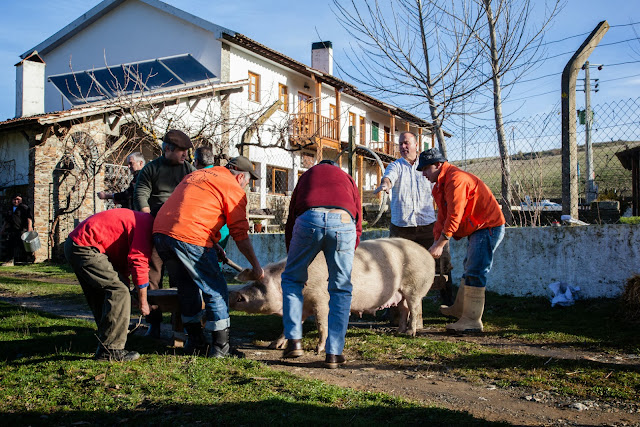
48, 54, 217, 106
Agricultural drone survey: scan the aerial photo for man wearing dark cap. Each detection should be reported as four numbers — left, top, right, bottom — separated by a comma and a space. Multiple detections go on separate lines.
417, 148, 505, 333
280, 160, 362, 369
153, 156, 264, 357
133, 129, 196, 337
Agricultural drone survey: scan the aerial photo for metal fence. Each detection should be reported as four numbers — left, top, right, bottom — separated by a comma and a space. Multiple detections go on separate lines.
446, 97, 640, 221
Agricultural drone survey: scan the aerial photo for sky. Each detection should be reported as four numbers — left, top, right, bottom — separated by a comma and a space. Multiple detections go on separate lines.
0, 0, 638, 126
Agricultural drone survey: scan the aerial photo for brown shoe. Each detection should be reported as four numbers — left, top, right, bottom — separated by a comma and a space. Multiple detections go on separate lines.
324, 353, 346, 369
282, 339, 303, 358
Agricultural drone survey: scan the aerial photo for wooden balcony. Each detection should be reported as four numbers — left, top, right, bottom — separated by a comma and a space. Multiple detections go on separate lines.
290, 112, 340, 150
369, 140, 400, 158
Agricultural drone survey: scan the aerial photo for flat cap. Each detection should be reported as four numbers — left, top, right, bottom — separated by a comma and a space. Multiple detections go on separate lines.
227, 155, 260, 180
416, 148, 447, 171
163, 129, 193, 149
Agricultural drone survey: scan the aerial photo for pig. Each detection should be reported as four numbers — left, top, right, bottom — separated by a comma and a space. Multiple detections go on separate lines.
230, 237, 436, 353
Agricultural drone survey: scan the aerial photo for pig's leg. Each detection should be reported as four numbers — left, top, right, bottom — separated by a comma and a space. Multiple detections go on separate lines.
407, 296, 424, 336
314, 304, 329, 354
396, 299, 410, 333
269, 333, 287, 349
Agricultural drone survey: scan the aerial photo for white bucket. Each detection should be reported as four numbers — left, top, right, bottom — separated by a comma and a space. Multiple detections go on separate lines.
21, 231, 41, 252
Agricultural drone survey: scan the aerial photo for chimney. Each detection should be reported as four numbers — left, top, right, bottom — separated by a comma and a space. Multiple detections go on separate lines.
15, 51, 45, 117
311, 41, 333, 75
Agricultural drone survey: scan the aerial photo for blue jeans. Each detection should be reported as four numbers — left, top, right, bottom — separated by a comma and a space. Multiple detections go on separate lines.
281, 209, 356, 355
463, 225, 505, 287
153, 233, 230, 332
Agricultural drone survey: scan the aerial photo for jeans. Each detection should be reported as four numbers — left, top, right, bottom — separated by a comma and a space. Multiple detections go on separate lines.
153, 233, 229, 332
281, 209, 356, 355
463, 224, 505, 288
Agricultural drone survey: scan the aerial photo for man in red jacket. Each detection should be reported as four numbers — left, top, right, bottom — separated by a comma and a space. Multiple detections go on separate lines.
417, 148, 505, 333
281, 160, 362, 368
64, 209, 154, 361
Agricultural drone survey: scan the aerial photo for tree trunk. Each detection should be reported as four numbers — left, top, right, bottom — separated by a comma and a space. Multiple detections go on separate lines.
485, 0, 513, 225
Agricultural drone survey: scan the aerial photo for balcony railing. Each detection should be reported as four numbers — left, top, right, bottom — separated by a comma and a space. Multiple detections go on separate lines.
370, 140, 400, 157
290, 113, 338, 143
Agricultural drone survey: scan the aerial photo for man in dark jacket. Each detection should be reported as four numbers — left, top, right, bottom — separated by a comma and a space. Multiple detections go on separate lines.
134, 129, 195, 337
280, 160, 362, 369
97, 152, 145, 209
1, 194, 34, 265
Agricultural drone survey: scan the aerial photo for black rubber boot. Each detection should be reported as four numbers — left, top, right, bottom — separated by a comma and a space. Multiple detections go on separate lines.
145, 309, 163, 338
183, 323, 206, 354
206, 328, 230, 358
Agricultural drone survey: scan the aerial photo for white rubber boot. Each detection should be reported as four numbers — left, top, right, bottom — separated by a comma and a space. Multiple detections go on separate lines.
440, 278, 465, 319
446, 285, 485, 333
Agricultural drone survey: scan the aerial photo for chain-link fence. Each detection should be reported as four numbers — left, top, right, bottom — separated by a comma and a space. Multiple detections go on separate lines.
446, 97, 640, 224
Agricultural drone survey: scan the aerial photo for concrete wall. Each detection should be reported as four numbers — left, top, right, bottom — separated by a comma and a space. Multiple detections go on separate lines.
225, 225, 640, 299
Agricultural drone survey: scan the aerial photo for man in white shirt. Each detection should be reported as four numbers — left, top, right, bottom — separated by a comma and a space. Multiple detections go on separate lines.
374, 131, 453, 305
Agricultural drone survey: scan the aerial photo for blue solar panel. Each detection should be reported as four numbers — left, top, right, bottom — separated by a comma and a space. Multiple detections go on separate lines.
48, 72, 107, 105
159, 55, 216, 83
49, 54, 217, 106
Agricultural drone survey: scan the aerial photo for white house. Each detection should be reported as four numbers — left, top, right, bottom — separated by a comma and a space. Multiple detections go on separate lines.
0, 0, 441, 260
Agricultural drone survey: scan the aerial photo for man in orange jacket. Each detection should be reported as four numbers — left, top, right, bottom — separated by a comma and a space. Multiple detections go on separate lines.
417, 148, 505, 333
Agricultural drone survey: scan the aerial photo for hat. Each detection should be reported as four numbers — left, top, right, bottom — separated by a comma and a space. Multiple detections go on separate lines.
163, 129, 193, 149
227, 156, 260, 180
318, 159, 338, 167
416, 148, 447, 171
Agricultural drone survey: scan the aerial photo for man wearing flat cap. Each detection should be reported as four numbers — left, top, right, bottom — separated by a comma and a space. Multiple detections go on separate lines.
417, 148, 505, 333
134, 129, 196, 337
153, 156, 264, 357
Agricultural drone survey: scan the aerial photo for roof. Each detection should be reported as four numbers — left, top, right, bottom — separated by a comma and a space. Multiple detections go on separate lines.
223, 33, 449, 135
20, 0, 236, 59
0, 79, 248, 130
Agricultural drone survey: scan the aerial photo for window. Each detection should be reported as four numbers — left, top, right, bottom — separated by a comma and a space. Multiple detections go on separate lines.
329, 104, 336, 121
371, 121, 379, 142
248, 72, 260, 102
359, 117, 366, 145
278, 84, 288, 112
266, 166, 288, 194
349, 112, 356, 141
384, 126, 391, 142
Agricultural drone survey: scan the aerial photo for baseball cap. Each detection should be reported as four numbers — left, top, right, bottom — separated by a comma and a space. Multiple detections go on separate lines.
416, 148, 447, 171
163, 129, 193, 149
227, 156, 260, 180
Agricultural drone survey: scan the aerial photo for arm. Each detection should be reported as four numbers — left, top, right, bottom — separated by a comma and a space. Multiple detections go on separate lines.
97, 191, 114, 200
428, 234, 448, 259
373, 177, 392, 195
27, 217, 33, 232
133, 164, 153, 211
234, 237, 264, 280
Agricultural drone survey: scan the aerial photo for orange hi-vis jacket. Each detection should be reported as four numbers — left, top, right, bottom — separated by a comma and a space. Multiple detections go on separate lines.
153, 166, 250, 247
432, 162, 505, 240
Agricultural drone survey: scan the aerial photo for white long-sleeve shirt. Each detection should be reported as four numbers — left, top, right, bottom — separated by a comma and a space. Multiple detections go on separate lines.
382, 157, 436, 227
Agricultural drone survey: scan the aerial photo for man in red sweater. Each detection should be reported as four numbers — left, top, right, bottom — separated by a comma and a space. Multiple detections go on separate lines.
281, 160, 362, 368
64, 209, 154, 361
417, 148, 505, 333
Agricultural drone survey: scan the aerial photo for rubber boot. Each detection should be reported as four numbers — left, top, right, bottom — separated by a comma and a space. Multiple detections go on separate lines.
183, 323, 206, 354
445, 285, 485, 333
440, 278, 465, 319
145, 308, 163, 338
205, 328, 230, 358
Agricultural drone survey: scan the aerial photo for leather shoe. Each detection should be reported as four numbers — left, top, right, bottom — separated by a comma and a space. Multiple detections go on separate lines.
282, 339, 303, 358
324, 353, 346, 369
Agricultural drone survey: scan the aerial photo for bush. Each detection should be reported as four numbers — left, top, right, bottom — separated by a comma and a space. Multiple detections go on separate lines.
620, 217, 640, 225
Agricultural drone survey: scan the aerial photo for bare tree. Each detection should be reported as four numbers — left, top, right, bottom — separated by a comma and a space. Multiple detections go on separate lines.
332, 0, 487, 157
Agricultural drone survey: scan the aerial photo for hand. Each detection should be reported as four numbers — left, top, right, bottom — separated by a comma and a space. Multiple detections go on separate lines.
428, 240, 447, 259
139, 299, 151, 316
251, 266, 265, 281
97, 191, 108, 200
141, 207, 151, 214
214, 242, 228, 263
373, 181, 390, 195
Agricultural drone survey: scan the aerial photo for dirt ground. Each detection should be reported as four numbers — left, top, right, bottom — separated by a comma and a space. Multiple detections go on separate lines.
1, 275, 639, 426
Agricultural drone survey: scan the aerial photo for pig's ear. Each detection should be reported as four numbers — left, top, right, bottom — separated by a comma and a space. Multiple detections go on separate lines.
235, 268, 255, 282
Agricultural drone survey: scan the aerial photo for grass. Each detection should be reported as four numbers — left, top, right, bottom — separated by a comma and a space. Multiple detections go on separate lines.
0, 303, 499, 426
1, 263, 639, 422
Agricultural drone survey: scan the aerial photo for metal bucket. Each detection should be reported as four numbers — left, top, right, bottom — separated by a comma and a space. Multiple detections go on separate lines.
21, 231, 41, 253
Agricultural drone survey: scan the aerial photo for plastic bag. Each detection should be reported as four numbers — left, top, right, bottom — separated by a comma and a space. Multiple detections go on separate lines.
548, 281, 581, 307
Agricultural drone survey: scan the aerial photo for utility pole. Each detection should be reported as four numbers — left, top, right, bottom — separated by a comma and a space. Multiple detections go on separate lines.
581, 61, 601, 204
